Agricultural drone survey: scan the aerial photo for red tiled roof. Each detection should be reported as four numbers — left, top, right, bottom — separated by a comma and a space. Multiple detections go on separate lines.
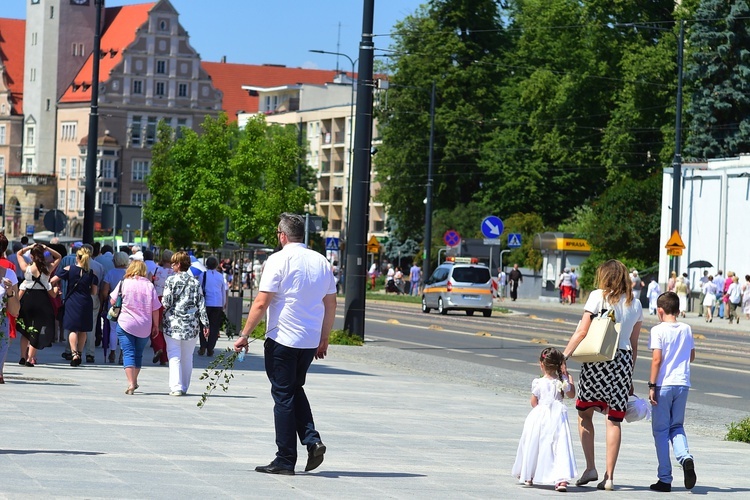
60, 3, 155, 103
202, 62, 348, 121
0, 18, 26, 114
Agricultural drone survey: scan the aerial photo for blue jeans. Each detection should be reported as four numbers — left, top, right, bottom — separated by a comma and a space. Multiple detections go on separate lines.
651, 385, 692, 483
264, 338, 321, 470
117, 325, 149, 369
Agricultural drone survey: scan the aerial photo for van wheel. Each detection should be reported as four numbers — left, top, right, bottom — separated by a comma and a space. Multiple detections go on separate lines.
438, 298, 447, 315
483, 310, 492, 318
466, 310, 474, 316
421, 297, 430, 314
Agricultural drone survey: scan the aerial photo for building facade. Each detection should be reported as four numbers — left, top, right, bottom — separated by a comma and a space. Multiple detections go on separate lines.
237, 79, 387, 259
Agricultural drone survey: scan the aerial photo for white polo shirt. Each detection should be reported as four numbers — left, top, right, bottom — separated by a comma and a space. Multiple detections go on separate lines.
259, 242, 337, 349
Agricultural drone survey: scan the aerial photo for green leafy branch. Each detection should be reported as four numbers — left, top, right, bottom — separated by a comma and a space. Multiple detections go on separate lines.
197, 339, 255, 408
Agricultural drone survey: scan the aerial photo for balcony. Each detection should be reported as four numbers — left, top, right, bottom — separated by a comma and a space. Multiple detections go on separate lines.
6, 172, 56, 186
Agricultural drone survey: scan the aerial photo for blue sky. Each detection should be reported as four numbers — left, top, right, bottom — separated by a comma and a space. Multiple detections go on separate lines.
5, 0, 425, 69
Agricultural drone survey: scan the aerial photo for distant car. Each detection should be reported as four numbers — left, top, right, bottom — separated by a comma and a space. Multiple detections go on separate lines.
422, 260, 494, 316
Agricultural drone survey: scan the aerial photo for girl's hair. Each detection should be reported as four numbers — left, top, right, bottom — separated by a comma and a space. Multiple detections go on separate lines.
76, 248, 91, 272
171, 251, 191, 272
595, 259, 632, 306
540, 347, 565, 382
30, 244, 50, 275
124, 260, 147, 279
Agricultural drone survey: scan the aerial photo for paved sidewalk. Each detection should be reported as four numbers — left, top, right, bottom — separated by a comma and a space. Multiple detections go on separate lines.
2, 336, 750, 499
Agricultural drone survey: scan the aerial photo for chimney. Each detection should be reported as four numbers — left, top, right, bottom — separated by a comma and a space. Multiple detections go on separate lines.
221, 55, 227, 63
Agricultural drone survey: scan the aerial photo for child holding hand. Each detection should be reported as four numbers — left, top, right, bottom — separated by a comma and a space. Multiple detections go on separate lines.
512, 347, 578, 492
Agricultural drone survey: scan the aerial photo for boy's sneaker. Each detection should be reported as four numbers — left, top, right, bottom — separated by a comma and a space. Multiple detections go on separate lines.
683, 458, 696, 490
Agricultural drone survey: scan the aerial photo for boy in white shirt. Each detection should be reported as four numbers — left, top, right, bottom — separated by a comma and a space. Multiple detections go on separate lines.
648, 291, 696, 492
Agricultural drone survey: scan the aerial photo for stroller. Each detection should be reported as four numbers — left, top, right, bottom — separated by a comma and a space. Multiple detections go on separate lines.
385, 277, 401, 294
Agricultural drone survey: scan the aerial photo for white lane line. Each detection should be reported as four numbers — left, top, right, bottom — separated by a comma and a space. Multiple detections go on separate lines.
704, 392, 742, 399
476, 353, 496, 358
502, 358, 525, 363
359, 316, 750, 376
449, 349, 474, 354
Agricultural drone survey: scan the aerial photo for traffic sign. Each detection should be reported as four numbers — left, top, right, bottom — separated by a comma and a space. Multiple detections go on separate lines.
325, 237, 339, 251
664, 230, 686, 250
508, 233, 522, 248
367, 235, 380, 254
483, 238, 501, 245
481, 215, 503, 239
443, 229, 461, 247
43, 209, 68, 233
667, 248, 683, 257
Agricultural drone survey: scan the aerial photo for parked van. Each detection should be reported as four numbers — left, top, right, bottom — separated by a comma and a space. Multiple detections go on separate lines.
422, 259, 494, 316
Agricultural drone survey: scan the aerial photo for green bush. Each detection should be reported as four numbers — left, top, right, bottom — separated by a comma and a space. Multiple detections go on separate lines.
726, 417, 750, 443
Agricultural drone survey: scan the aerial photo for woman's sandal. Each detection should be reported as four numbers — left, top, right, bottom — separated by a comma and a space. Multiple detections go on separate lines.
70, 351, 82, 367
555, 482, 568, 492
125, 384, 139, 395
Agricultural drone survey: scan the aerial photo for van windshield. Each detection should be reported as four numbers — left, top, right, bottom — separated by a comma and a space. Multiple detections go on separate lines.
452, 267, 491, 284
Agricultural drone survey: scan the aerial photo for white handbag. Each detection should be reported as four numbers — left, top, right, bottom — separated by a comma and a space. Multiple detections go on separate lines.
569, 308, 621, 363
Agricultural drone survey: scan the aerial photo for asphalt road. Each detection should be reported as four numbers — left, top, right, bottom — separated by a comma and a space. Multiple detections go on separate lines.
335, 298, 750, 415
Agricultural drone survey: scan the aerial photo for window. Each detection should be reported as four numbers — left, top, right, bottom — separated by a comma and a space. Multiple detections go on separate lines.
30, 68, 36, 81
72, 43, 78, 56
131, 192, 148, 205
0, 125, 5, 145
101, 159, 114, 179
132, 80, 143, 94
68, 190, 76, 211
0, 156, 4, 177
264, 96, 271, 112
176, 118, 187, 139
24, 157, 32, 172
26, 126, 35, 146
100, 190, 113, 207
78, 190, 85, 211
78, 44, 84, 56
146, 116, 157, 146
58, 190, 66, 210
132, 160, 150, 181
59, 158, 67, 179
156, 60, 167, 74
131, 115, 142, 147
61, 122, 77, 141
32, 32, 38, 45
70, 157, 78, 179
155, 81, 166, 96
178, 83, 188, 97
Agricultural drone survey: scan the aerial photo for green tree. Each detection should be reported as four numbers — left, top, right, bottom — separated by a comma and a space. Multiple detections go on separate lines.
684, 0, 750, 159
374, 0, 508, 241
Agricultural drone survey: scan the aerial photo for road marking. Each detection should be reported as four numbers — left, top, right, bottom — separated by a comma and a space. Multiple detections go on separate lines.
704, 392, 742, 399
449, 349, 474, 354
476, 353, 495, 358
502, 358, 525, 363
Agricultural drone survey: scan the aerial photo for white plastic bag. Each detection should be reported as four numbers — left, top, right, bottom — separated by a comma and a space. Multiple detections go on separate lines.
625, 394, 651, 423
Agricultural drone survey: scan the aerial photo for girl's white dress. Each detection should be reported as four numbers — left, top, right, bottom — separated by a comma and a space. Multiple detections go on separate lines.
512, 376, 578, 485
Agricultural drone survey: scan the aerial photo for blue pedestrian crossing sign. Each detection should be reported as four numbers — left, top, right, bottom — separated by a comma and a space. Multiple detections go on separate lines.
325, 237, 339, 251
508, 233, 522, 248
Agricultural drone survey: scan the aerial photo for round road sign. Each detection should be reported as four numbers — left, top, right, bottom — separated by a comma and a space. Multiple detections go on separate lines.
444, 229, 461, 247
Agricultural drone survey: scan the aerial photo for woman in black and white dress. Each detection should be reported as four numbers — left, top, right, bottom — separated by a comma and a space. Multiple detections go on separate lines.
562, 259, 643, 491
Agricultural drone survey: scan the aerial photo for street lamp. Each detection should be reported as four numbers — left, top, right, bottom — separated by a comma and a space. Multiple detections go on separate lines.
619, 21, 685, 274
83, 0, 104, 244
309, 49, 357, 292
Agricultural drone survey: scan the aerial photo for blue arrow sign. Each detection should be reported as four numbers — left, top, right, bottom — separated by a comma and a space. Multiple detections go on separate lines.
481, 215, 503, 239
508, 233, 522, 248
325, 237, 339, 251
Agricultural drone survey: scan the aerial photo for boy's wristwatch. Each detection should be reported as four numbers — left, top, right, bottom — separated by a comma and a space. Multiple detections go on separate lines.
648, 382, 657, 388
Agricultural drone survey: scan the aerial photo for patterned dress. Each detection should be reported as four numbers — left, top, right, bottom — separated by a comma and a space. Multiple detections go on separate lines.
162, 272, 208, 340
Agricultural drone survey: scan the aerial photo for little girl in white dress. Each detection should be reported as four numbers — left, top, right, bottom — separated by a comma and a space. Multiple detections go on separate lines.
512, 347, 578, 492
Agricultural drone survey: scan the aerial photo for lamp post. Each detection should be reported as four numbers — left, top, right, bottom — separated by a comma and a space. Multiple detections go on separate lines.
83, 0, 104, 244
309, 49, 357, 292
619, 21, 685, 275
423, 81, 436, 282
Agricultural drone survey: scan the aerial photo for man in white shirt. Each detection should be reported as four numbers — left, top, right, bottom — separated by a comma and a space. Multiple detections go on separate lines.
234, 213, 336, 476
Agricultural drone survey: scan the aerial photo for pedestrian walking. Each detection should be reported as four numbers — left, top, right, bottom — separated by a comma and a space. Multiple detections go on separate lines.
647, 278, 661, 315
162, 251, 208, 396
508, 263, 523, 301
725, 275, 742, 324
198, 256, 227, 357
0, 248, 21, 384
409, 262, 421, 296
99, 252, 129, 363
701, 276, 717, 323
512, 347, 578, 492
742, 275, 750, 321
648, 291, 697, 492
233, 213, 336, 475
562, 259, 643, 491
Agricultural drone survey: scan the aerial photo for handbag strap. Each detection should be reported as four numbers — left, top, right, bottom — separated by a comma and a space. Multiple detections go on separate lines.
64, 268, 87, 301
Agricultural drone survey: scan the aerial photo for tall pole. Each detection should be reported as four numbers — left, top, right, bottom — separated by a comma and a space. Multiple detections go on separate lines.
670, 20, 685, 275
83, 0, 103, 244
343, 0, 375, 339
422, 81, 436, 282
308, 49, 356, 292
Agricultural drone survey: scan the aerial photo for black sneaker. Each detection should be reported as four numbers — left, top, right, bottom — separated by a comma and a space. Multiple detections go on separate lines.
650, 481, 671, 492
683, 458, 696, 490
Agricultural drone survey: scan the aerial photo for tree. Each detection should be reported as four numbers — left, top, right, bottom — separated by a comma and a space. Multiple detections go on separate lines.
374, 0, 509, 241
684, 0, 750, 159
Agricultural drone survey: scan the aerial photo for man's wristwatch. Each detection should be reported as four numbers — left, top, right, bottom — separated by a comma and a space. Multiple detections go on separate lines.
6, 291, 15, 297
240, 334, 249, 340
648, 382, 657, 389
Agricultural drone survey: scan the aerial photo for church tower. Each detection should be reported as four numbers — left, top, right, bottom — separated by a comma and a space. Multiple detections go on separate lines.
23, 0, 96, 175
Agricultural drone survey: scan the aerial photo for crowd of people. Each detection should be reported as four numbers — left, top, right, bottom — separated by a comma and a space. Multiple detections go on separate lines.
0, 237, 230, 396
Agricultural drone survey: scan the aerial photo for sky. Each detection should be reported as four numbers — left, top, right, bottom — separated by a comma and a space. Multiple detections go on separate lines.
4, 0, 426, 70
